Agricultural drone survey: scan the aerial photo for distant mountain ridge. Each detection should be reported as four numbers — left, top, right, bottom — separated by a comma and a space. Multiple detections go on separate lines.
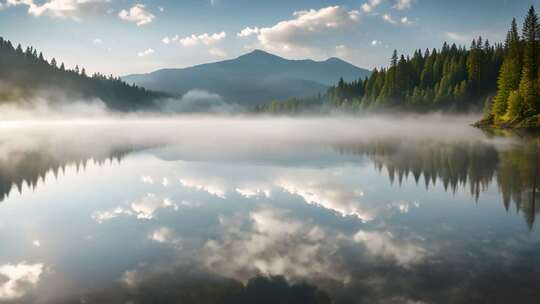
123, 50, 371, 105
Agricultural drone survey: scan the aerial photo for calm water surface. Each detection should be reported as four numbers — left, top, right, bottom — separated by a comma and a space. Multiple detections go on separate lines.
0, 116, 539, 304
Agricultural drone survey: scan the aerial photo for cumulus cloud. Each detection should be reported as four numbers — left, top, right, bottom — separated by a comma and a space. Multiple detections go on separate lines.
382, 13, 397, 24
179, 32, 226, 47
4, 0, 110, 20
92, 194, 178, 223
371, 39, 381, 46
179, 176, 227, 198
235, 187, 271, 199
0, 262, 44, 300
354, 230, 427, 267
237, 26, 260, 38
276, 175, 374, 222
92, 38, 103, 45
118, 4, 154, 26
361, 0, 382, 13
162, 35, 179, 44
239, 6, 359, 56
203, 206, 347, 282
394, 0, 412, 10
137, 48, 155, 57
148, 227, 181, 246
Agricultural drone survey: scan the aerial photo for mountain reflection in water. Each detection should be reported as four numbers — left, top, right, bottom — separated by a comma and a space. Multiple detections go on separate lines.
0, 117, 539, 304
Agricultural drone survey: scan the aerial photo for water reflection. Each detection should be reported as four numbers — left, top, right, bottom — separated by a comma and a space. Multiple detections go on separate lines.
338, 137, 540, 229
0, 118, 539, 303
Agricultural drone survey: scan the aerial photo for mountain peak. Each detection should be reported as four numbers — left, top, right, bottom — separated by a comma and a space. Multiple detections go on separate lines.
325, 57, 346, 64
237, 49, 284, 61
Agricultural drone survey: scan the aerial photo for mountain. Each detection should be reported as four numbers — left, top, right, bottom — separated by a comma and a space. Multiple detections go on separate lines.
0, 36, 167, 111
122, 50, 371, 106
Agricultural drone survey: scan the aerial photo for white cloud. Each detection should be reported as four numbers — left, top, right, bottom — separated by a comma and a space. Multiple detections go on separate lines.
203, 206, 347, 282
235, 187, 271, 198
92, 206, 132, 223
137, 48, 155, 57
371, 39, 381, 46
118, 4, 154, 26
162, 35, 179, 44
361, 0, 382, 13
158, 6, 164, 12
382, 13, 397, 24
250, 6, 360, 55
277, 177, 374, 222
179, 177, 227, 198
4, 0, 110, 20
400, 16, 413, 25
92, 194, 178, 223
92, 38, 103, 44
208, 48, 227, 58
32, 240, 41, 247
179, 32, 226, 47
354, 230, 427, 267
0, 263, 44, 300
148, 227, 181, 246
394, 0, 412, 10
237, 27, 260, 37
131, 195, 177, 219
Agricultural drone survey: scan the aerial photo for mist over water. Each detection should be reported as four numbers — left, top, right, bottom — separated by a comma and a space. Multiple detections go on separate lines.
0, 112, 538, 304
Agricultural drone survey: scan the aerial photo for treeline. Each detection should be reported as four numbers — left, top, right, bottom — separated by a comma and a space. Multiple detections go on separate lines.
274, 38, 503, 113
330, 37, 504, 111
0, 36, 167, 111
481, 6, 540, 128
255, 37, 504, 114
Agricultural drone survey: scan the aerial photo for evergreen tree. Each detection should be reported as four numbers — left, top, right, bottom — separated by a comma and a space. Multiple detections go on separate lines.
519, 6, 540, 115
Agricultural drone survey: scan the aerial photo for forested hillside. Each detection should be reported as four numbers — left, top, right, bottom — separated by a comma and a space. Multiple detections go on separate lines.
257, 39, 504, 113
0, 37, 167, 111
328, 39, 503, 111
480, 6, 540, 128
257, 5, 540, 129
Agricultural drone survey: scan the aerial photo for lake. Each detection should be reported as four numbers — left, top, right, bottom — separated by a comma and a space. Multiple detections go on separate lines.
0, 115, 539, 304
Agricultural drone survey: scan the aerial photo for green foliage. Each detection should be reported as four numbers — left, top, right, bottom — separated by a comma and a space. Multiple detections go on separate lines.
488, 6, 540, 128
504, 90, 524, 121
492, 57, 521, 118
0, 36, 167, 111
273, 38, 503, 113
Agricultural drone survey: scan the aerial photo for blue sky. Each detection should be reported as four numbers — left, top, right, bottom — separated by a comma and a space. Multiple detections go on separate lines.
0, 0, 535, 75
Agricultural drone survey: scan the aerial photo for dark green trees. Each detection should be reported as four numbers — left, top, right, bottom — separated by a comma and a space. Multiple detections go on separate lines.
487, 6, 540, 127
0, 36, 166, 111
327, 39, 503, 112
